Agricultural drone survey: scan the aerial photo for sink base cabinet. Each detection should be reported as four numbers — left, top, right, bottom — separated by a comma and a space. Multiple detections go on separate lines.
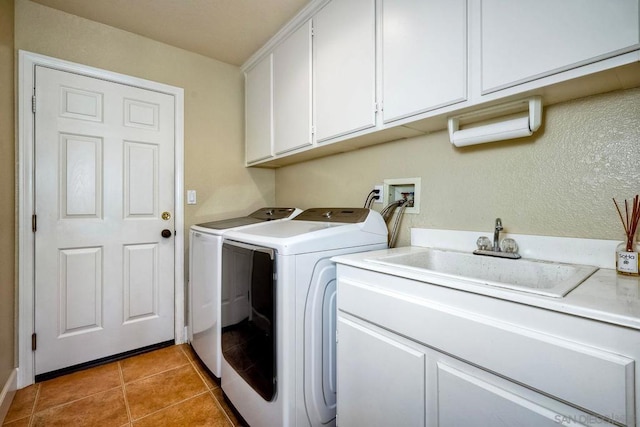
337, 316, 426, 426
335, 265, 638, 427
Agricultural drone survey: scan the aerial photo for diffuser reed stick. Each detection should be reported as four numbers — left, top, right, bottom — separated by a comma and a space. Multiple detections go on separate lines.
613, 195, 640, 251
613, 195, 640, 275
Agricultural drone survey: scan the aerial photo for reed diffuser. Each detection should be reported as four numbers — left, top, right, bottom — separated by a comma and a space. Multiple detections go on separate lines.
613, 195, 640, 276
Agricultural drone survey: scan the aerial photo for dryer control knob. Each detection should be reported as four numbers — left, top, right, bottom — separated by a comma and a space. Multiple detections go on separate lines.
323, 211, 333, 219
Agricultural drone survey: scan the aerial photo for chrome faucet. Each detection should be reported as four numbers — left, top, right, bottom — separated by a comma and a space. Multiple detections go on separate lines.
474, 217, 520, 259
493, 218, 503, 252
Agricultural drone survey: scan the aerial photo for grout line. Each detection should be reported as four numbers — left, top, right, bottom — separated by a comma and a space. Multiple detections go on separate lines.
180, 344, 234, 426
131, 390, 211, 423
118, 361, 133, 425
121, 347, 191, 385
28, 383, 40, 427
208, 389, 235, 427
22, 346, 199, 426
25, 385, 125, 422
187, 358, 211, 388
177, 344, 191, 360
32, 362, 126, 412
124, 362, 191, 388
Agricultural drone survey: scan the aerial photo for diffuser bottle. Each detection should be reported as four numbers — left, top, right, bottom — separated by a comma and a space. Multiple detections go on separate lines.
616, 241, 640, 276
613, 194, 640, 276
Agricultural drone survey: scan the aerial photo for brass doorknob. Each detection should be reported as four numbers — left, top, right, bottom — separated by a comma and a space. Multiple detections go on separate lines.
161, 229, 172, 238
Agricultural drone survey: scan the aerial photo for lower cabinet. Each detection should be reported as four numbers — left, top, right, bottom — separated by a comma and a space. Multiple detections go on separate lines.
335, 266, 637, 427
434, 358, 618, 427
337, 317, 426, 426
338, 314, 621, 427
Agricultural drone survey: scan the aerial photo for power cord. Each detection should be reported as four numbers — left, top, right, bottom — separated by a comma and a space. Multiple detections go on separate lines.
363, 189, 380, 208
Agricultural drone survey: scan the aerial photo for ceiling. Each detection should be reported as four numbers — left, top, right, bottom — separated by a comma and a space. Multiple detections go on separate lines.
31, 0, 311, 66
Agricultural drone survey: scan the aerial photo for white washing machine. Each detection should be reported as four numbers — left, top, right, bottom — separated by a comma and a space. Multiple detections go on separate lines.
189, 207, 301, 378
220, 208, 388, 427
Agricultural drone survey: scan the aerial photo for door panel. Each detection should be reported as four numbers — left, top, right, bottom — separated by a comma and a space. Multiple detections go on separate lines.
124, 141, 158, 217
34, 65, 175, 375
58, 247, 102, 336
123, 243, 159, 322
60, 133, 102, 218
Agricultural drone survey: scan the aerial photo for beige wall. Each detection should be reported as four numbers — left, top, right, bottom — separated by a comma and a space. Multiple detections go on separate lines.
5, 0, 639, 392
14, 0, 277, 291
15, 0, 275, 228
0, 0, 15, 389
275, 87, 640, 247
11, 0, 275, 382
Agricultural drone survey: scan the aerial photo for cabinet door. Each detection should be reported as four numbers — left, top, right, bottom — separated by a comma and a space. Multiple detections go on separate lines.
436, 361, 618, 427
314, 0, 376, 142
337, 316, 426, 427
245, 55, 273, 164
481, 0, 640, 94
382, 0, 467, 123
273, 21, 313, 155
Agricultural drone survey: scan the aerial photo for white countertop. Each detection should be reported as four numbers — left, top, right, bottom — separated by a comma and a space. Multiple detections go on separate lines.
333, 235, 640, 331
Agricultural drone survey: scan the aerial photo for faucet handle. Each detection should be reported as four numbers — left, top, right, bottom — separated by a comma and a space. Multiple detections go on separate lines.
476, 236, 492, 250
500, 238, 518, 254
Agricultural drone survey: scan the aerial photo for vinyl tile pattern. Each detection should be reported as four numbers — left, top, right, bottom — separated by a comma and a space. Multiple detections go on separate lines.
3, 345, 243, 426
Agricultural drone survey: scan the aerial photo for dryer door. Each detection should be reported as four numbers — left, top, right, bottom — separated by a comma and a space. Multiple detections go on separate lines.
221, 240, 277, 401
304, 257, 338, 425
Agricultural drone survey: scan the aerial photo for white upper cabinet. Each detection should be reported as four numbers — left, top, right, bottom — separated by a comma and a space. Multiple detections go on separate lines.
480, 0, 640, 94
245, 54, 273, 164
243, 0, 640, 167
314, 0, 376, 142
381, 0, 467, 123
273, 21, 313, 155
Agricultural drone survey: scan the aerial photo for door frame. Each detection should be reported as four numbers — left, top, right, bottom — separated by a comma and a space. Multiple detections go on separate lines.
17, 50, 185, 388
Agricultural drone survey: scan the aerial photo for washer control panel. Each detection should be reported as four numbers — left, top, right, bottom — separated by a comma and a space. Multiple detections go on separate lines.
293, 208, 370, 223
249, 207, 298, 221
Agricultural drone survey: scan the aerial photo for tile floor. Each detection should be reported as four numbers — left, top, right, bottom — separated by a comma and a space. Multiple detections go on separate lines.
3, 344, 244, 426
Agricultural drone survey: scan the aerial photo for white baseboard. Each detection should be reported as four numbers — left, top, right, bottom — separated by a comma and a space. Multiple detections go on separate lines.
0, 368, 18, 424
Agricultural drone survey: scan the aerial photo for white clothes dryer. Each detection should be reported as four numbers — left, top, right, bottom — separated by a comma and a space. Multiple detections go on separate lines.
189, 207, 301, 378
220, 208, 388, 427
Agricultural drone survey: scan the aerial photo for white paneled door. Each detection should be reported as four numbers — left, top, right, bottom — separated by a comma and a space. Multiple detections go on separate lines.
34, 66, 175, 375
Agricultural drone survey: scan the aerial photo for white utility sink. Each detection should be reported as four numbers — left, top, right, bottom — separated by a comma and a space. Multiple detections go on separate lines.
366, 248, 598, 297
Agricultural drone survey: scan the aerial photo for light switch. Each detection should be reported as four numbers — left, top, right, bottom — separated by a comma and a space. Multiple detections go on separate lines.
187, 190, 197, 205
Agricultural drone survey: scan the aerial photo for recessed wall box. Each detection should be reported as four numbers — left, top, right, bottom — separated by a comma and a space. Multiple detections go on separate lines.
383, 177, 421, 214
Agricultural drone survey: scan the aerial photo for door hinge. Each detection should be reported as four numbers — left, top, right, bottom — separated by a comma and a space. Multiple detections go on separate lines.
32, 214, 37, 232
32, 95, 36, 113
31, 333, 37, 351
